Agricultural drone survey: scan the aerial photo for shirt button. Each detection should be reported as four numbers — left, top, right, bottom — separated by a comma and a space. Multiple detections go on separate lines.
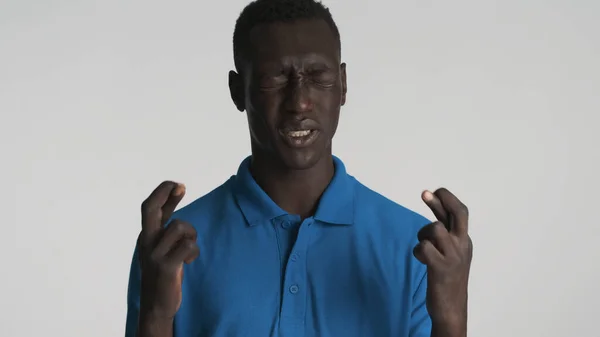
289, 284, 299, 294
290, 254, 298, 262
282, 221, 291, 229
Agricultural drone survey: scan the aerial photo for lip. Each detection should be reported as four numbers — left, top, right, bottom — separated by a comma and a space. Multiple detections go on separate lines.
277, 119, 320, 148
278, 128, 320, 148
279, 119, 320, 133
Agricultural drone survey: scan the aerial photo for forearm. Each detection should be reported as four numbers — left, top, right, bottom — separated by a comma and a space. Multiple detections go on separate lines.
136, 312, 174, 337
430, 319, 467, 337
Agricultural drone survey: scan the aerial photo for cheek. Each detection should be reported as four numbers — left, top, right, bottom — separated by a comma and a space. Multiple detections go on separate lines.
328, 110, 340, 138
316, 93, 342, 126
252, 92, 284, 120
247, 94, 283, 135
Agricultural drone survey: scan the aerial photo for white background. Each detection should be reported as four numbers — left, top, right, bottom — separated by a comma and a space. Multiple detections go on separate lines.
2, 0, 599, 336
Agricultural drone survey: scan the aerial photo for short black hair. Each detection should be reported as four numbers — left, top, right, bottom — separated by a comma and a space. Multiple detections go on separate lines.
233, 0, 341, 72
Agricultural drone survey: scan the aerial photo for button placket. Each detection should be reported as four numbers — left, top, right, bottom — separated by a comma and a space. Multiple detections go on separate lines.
279, 218, 313, 334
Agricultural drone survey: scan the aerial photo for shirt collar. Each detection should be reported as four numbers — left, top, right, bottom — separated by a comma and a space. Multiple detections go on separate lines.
232, 155, 355, 227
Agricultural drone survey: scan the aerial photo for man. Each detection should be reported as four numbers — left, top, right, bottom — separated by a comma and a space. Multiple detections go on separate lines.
125, 0, 473, 336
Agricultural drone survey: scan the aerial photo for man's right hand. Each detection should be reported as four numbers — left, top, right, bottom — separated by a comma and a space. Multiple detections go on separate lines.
138, 181, 200, 322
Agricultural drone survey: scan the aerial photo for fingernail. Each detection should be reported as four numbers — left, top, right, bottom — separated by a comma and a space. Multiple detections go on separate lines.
172, 183, 186, 196
422, 190, 434, 202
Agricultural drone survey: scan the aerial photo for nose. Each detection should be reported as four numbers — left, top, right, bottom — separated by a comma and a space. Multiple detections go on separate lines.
285, 80, 313, 114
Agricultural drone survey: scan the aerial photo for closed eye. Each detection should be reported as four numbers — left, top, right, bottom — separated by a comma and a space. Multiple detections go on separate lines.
309, 70, 336, 88
258, 74, 288, 90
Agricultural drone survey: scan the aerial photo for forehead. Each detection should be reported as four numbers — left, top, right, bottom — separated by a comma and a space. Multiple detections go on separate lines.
247, 19, 340, 67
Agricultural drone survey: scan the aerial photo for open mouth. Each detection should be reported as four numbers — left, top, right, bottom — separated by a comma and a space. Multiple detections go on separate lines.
287, 130, 314, 138
279, 129, 319, 147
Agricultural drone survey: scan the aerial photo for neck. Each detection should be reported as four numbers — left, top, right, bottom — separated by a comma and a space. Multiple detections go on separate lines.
250, 151, 335, 219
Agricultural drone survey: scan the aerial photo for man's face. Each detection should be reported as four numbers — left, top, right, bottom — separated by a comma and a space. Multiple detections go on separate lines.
230, 19, 347, 170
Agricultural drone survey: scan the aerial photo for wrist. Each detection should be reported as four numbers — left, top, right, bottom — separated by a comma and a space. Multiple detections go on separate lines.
138, 310, 174, 337
430, 296, 468, 337
431, 317, 467, 337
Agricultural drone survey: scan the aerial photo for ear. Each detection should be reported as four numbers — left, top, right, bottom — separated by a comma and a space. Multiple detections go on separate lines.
228, 70, 245, 112
340, 63, 347, 106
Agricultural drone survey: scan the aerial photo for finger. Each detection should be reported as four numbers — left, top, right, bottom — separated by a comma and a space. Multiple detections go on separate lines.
140, 181, 185, 244
166, 238, 200, 265
417, 221, 455, 255
413, 240, 443, 266
152, 220, 197, 258
434, 188, 469, 237
422, 190, 449, 229
161, 184, 186, 225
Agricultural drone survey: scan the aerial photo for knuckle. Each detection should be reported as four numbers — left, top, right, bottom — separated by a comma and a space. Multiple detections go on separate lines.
432, 221, 447, 235
413, 243, 425, 257
170, 220, 195, 236
169, 220, 186, 232
180, 223, 193, 235
189, 228, 198, 240
466, 236, 474, 254
459, 204, 469, 217
183, 240, 198, 251
416, 227, 428, 241
140, 199, 155, 214
420, 240, 433, 250
453, 238, 473, 263
418, 222, 443, 241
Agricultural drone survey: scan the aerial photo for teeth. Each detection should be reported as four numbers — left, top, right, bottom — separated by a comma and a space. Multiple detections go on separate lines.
287, 130, 312, 137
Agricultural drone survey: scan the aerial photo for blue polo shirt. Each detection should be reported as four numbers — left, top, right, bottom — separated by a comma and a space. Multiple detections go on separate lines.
126, 156, 432, 337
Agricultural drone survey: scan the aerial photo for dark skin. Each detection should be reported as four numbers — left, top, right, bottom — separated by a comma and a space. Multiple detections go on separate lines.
137, 182, 197, 337
418, 189, 473, 337
136, 19, 472, 337
229, 19, 347, 218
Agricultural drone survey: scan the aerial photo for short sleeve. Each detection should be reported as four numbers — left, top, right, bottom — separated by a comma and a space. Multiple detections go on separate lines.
124, 245, 141, 337
409, 264, 432, 337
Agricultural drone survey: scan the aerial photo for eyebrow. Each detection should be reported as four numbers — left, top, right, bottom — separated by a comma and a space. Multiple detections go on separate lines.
279, 55, 337, 70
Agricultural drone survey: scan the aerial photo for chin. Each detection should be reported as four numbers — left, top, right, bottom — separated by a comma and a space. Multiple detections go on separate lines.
278, 148, 324, 170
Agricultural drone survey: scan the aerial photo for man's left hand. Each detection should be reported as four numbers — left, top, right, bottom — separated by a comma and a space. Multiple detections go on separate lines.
414, 188, 473, 336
